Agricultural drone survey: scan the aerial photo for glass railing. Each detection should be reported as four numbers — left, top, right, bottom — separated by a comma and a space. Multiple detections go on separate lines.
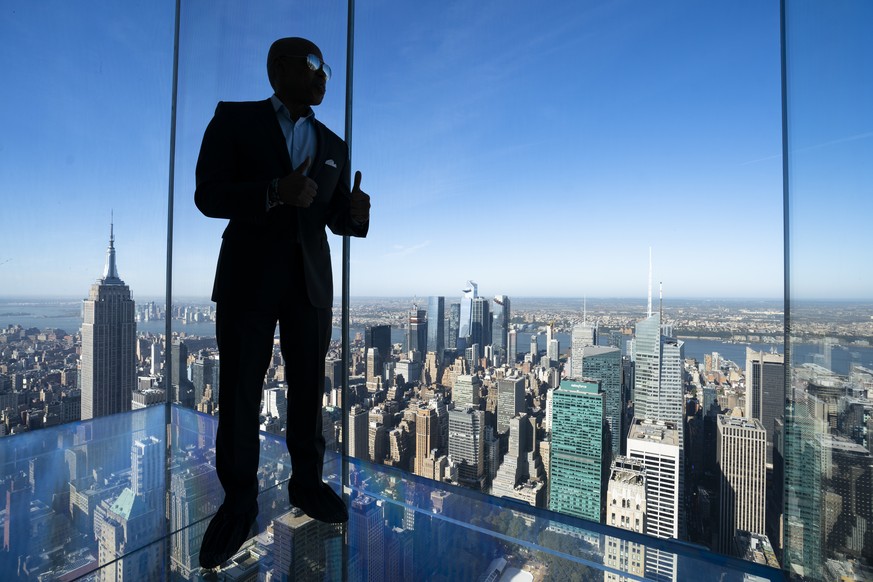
0, 405, 782, 580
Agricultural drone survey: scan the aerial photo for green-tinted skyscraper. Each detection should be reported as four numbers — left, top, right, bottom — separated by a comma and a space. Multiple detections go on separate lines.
549, 380, 607, 522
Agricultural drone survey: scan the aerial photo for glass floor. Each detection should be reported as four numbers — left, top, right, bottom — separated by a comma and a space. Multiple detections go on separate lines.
0, 405, 784, 581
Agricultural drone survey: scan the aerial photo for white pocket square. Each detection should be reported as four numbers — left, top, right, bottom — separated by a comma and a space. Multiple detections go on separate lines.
325, 159, 337, 168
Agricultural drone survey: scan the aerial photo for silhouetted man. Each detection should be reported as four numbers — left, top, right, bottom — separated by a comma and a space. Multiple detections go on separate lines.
195, 37, 369, 569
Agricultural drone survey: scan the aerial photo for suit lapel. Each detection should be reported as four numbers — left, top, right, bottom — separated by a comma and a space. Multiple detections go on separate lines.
310, 119, 329, 180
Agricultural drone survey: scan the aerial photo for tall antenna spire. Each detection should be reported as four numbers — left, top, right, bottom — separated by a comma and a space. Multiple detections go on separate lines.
101, 213, 122, 284
659, 281, 663, 323
647, 247, 653, 318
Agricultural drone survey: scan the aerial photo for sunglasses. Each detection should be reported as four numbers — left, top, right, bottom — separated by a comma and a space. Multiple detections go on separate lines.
285, 53, 331, 81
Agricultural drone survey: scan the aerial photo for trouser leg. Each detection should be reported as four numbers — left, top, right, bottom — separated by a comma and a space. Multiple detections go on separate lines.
279, 295, 332, 486
215, 303, 277, 509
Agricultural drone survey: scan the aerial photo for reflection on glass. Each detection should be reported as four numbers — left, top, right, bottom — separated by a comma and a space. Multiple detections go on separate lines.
783, 3, 873, 580
0, 405, 782, 580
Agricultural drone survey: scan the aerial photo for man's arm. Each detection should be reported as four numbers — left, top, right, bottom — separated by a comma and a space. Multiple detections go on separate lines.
194, 103, 272, 222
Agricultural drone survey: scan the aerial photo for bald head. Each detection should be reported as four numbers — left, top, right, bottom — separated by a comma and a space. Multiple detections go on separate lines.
267, 37, 321, 91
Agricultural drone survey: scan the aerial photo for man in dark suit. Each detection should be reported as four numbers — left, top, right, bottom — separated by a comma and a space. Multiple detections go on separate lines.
195, 37, 369, 569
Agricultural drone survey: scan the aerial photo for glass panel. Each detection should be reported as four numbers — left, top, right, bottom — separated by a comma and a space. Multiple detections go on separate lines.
782, 1, 873, 581
350, 0, 783, 575
76, 412, 782, 581
0, 1, 174, 424
169, 0, 351, 572
0, 0, 173, 574
0, 406, 168, 577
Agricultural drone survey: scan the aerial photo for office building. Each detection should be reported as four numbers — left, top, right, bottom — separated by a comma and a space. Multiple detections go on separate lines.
365, 325, 392, 362
408, 307, 427, 357
191, 354, 218, 407
716, 415, 767, 554
349, 495, 385, 582
744, 348, 785, 466
507, 329, 517, 365
273, 508, 343, 581
81, 224, 136, 420
632, 314, 685, 451
605, 456, 647, 582
448, 406, 485, 490
170, 464, 220, 578
490, 413, 545, 507
496, 376, 525, 434
453, 374, 481, 408
575, 345, 622, 461
470, 296, 490, 350
426, 296, 445, 356
491, 295, 510, 366
458, 281, 478, 348
349, 405, 369, 459
627, 418, 682, 581
549, 380, 607, 522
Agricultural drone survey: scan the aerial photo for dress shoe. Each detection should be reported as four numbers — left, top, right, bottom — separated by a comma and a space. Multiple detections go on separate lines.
288, 479, 349, 523
199, 501, 258, 570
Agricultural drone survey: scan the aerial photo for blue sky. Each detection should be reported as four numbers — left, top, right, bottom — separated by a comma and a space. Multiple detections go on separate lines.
1, 1, 869, 301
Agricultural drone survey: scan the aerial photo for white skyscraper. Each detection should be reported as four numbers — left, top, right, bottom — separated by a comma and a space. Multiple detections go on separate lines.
457, 280, 478, 347
626, 417, 682, 581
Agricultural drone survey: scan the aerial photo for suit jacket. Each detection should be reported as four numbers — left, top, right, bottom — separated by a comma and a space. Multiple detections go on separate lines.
195, 99, 368, 308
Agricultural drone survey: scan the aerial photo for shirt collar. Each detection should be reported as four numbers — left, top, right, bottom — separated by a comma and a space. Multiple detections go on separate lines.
270, 94, 314, 123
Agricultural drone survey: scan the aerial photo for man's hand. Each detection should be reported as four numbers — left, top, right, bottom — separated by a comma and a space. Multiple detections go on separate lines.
278, 158, 318, 207
350, 171, 370, 222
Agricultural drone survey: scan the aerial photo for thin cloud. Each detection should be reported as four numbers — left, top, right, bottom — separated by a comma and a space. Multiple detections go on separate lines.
384, 241, 432, 258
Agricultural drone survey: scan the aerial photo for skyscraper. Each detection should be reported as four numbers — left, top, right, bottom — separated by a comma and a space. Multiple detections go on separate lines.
549, 380, 607, 522
131, 436, 162, 502
496, 376, 525, 435
448, 406, 485, 490
626, 418, 682, 581
575, 346, 622, 461
491, 295, 510, 365
414, 405, 439, 477
632, 314, 685, 448
491, 413, 545, 507
570, 322, 597, 372
81, 224, 136, 420
631, 314, 660, 423
191, 353, 218, 407
470, 296, 491, 350
365, 324, 392, 362
349, 405, 369, 459
447, 302, 460, 352
507, 328, 517, 364
170, 464, 220, 578
273, 508, 343, 580
716, 415, 767, 554
744, 348, 785, 466
452, 374, 482, 409
349, 495, 385, 582
170, 337, 194, 408
604, 456, 647, 582
426, 296, 445, 356
457, 281, 477, 348
407, 307, 427, 357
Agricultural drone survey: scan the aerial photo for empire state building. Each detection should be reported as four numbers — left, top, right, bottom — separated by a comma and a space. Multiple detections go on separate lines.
81, 223, 136, 420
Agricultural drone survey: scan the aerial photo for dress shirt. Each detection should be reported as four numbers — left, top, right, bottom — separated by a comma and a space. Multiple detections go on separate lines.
270, 94, 317, 174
